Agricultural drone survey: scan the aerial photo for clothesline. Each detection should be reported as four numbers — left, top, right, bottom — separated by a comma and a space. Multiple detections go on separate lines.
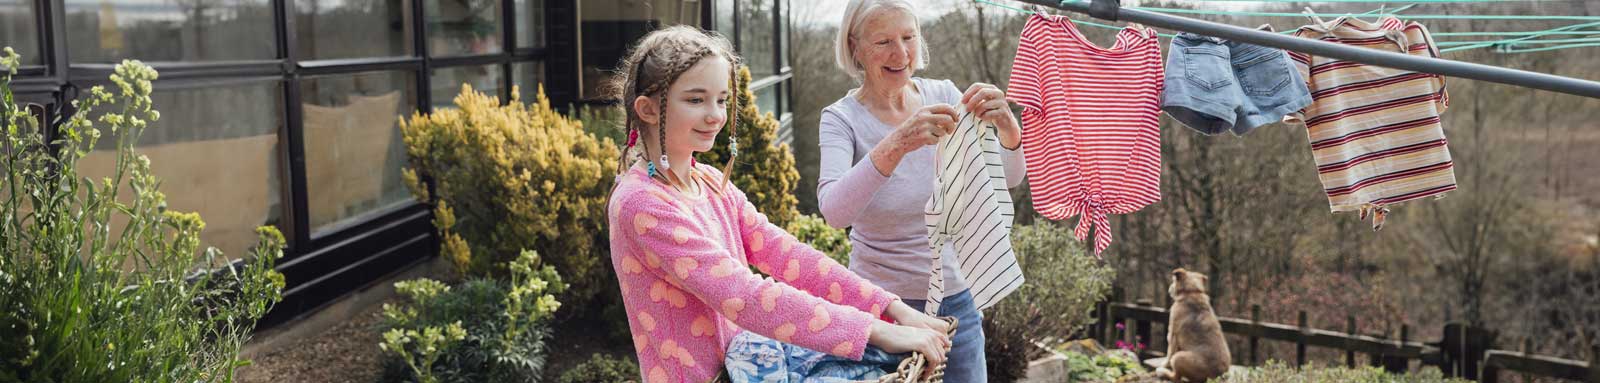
972, 0, 1600, 53
976, 0, 1600, 98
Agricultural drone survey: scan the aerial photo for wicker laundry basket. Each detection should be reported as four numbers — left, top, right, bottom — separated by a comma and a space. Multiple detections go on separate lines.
864, 316, 959, 383
712, 316, 959, 383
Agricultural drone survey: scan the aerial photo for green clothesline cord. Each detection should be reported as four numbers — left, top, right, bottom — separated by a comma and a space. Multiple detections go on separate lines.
971, 0, 1600, 53
1437, 37, 1600, 46
1440, 20, 1600, 52
1123, 5, 1600, 21
1184, 0, 1539, 2
1497, 42, 1600, 53
1436, 30, 1600, 37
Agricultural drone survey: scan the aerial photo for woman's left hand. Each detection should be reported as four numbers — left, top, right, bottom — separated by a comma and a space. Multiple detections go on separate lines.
961, 82, 1022, 150
887, 300, 951, 335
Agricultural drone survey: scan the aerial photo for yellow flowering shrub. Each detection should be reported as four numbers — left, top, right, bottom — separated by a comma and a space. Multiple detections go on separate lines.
400, 84, 618, 308
698, 66, 801, 227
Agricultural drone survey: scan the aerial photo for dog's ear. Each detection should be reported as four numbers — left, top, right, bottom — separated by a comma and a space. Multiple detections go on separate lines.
1172, 268, 1187, 281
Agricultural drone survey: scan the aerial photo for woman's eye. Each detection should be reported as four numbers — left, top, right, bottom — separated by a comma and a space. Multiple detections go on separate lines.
876, 40, 890, 46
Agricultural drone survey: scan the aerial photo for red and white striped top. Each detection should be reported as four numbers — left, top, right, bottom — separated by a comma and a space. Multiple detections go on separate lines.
1006, 13, 1164, 257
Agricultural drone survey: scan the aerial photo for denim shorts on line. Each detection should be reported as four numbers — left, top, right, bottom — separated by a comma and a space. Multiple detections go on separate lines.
1161, 32, 1314, 136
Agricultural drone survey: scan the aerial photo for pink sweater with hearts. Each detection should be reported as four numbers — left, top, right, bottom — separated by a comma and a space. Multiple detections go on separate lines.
608, 163, 900, 383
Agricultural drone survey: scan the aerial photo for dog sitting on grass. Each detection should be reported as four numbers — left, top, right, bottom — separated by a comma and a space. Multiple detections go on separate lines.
1157, 268, 1231, 382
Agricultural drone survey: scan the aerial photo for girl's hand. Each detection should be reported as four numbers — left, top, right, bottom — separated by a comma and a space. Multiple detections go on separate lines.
886, 300, 950, 335
868, 321, 951, 376
960, 82, 1022, 150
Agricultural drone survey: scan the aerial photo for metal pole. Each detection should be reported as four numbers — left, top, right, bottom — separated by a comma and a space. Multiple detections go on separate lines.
1012, 0, 1600, 99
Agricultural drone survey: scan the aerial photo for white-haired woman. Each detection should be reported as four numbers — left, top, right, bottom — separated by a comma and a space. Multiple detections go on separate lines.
817, 0, 1026, 381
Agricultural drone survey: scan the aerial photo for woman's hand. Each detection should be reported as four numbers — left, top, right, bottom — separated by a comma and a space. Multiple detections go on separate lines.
868, 104, 957, 176
886, 300, 950, 335
961, 82, 1022, 150
869, 321, 951, 376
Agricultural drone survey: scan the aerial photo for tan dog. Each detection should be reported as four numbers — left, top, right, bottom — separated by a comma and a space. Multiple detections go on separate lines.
1158, 268, 1231, 382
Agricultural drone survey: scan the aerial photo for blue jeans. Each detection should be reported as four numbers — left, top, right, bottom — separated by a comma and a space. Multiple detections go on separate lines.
903, 288, 987, 383
1161, 31, 1313, 136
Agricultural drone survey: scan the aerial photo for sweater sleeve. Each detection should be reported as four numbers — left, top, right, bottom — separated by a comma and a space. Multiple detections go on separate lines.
816, 106, 892, 229
730, 185, 899, 319
620, 189, 883, 360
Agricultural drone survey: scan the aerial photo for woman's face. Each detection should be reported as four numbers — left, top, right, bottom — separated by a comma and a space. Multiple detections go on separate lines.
638, 56, 732, 157
853, 8, 919, 88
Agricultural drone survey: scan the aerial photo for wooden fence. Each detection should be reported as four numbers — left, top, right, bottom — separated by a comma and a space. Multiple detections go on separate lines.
1086, 297, 1599, 382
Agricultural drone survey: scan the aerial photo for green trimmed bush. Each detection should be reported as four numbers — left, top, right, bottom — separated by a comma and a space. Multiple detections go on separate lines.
379, 250, 567, 383
985, 223, 1116, 383
786, 214, 852, 266
556, 353, 641, 383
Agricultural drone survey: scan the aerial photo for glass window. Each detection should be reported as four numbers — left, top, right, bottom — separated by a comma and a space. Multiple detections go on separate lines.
714, 0, 733, 40
579, 0, 696, 99
64, 0, 276, 62
778, 0, 788, 68
431, 64, 503, 108
512, 61, 544, 101
301, 71, 417, 234
297, 0, 413, 60
514, 0, 544, 48
81, 81, 284, 258
1, 0, 39, 66
740, 0, 774, 76
425, 0, 502, 56
755, 82, 776, 117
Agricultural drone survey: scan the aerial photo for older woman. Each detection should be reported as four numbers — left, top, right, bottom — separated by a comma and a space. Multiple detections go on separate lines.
817, 0, 1027, 381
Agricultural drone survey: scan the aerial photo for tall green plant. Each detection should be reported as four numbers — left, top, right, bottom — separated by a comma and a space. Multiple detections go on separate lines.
0, 48, 285, 382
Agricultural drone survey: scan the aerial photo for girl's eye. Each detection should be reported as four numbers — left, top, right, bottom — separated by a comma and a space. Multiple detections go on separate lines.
716, 98, 728, 106
687, 97, 704, 104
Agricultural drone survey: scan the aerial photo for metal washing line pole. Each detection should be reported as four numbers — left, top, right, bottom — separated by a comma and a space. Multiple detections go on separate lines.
1009, 0, 1600, 99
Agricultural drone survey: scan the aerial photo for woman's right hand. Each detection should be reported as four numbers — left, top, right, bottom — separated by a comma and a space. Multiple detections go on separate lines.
869, 104, 958, 176
868, 321, 951, 376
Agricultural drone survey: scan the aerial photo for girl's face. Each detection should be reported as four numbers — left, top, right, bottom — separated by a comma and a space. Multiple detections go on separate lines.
638, 56, 732, 156
853, 8, 919, 88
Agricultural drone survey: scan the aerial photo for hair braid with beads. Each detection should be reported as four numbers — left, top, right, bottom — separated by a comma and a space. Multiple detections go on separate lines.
603, 26, 741, 189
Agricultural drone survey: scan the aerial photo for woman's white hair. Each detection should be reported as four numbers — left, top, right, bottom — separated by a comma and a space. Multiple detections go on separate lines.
834, 0, 929, 83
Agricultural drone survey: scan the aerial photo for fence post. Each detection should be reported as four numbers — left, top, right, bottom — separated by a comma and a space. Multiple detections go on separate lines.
1136, 298, 1154, 358
1587, 344, 1598, 383
1250, 304, 1261, 366
1297, 311, 1309, 369
1442, 323, 1463, 377
1347, 315, 1357, 368
1464, 324, 1496, 380
1380, 324, 1410, 373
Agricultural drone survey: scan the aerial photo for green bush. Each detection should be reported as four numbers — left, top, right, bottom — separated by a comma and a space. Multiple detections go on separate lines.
1219, 361, 1470, 383
786, 214, 852, 266
556, 353, 641, 383
985, 223, 1117, 383
0, 49, 285, 382
697, 66, 800, 227
380, 250, 567, 383
1061, 350, 1144, 382
400, 85, 619, 310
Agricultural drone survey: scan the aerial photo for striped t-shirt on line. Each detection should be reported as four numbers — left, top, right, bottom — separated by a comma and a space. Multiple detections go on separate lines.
1006, 13, 1165, 257
923, 108, 1022, 314
1287, 16, 1455, 228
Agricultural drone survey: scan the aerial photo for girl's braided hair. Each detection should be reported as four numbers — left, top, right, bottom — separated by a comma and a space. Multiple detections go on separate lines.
603, 26, 741, 187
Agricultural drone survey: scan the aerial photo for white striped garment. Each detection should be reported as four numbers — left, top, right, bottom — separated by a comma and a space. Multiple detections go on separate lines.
923, 108, 1022, 314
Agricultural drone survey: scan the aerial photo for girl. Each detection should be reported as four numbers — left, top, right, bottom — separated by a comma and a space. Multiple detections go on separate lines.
604, 26, 950, 383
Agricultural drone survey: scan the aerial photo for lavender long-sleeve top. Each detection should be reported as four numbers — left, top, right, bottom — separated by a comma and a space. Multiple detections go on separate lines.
817, 78, 1026, 300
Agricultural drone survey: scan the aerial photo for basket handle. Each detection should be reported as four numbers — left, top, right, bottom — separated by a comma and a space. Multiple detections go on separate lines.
887, 316, 959, 383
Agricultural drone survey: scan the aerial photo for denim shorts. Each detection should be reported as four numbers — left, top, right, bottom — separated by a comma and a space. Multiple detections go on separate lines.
1161, 32, 1313, 136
